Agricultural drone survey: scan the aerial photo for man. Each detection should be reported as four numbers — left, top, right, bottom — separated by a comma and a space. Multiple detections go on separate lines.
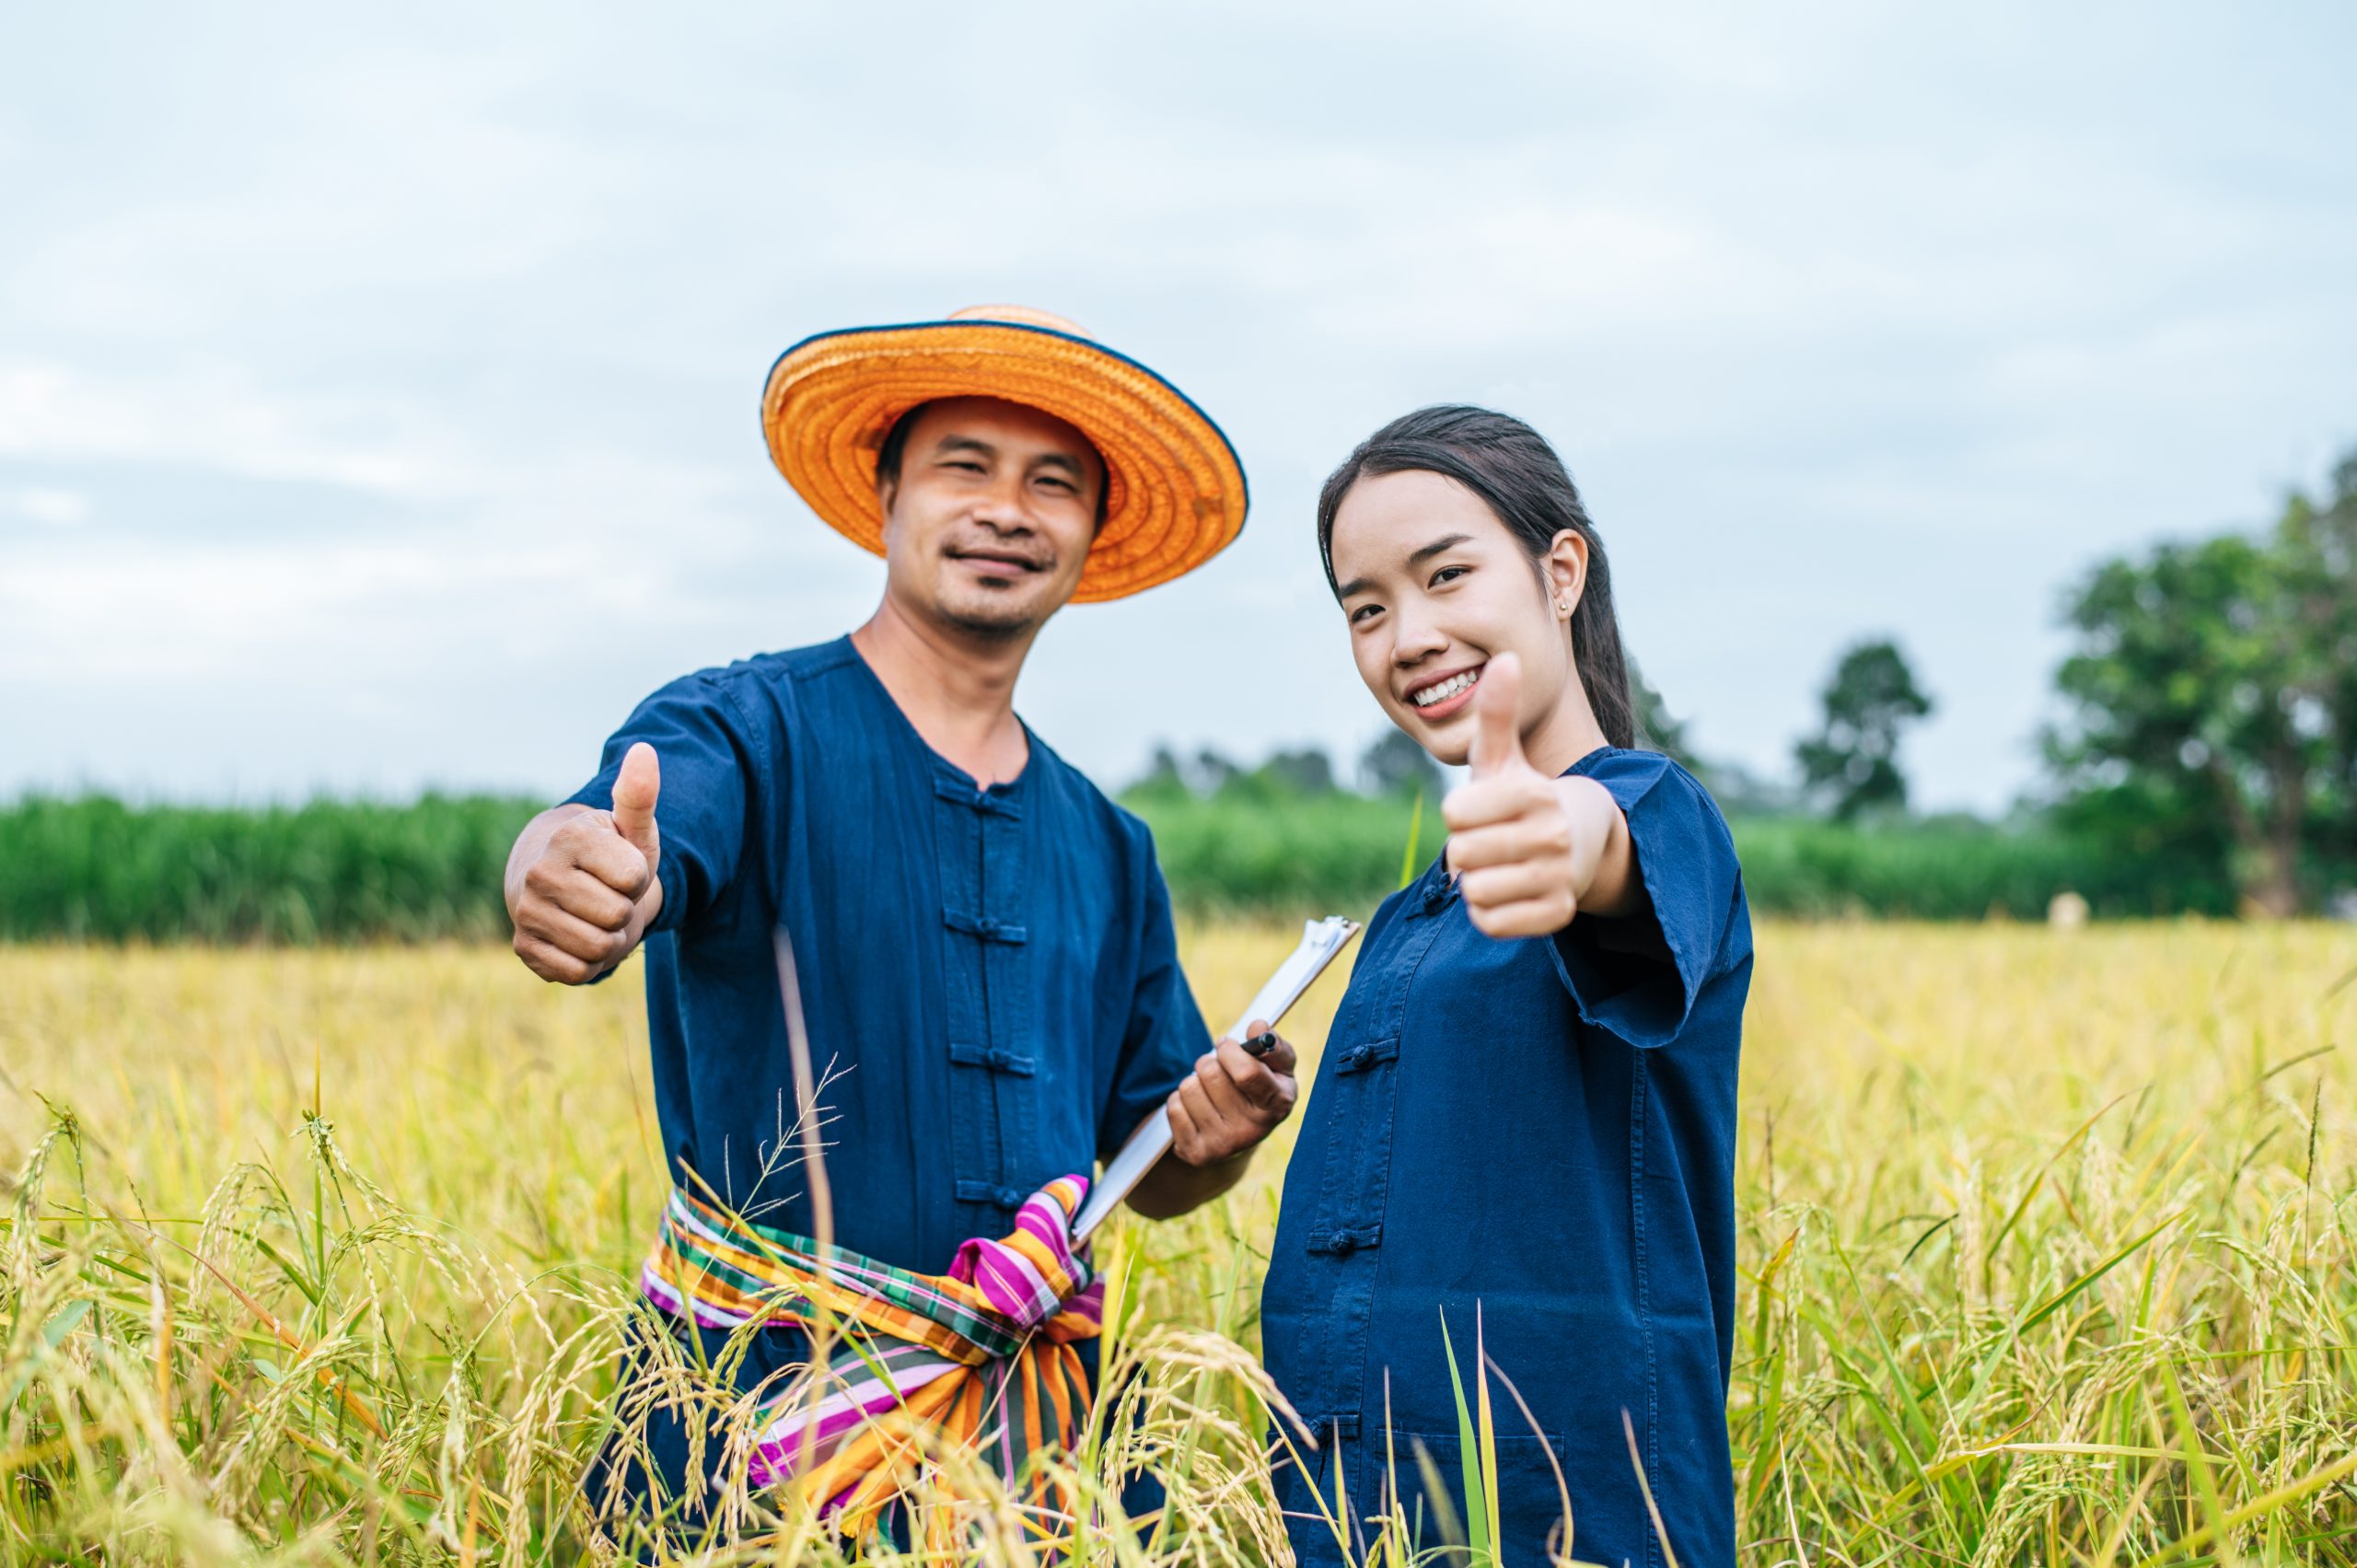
505, 306, 1295, 1542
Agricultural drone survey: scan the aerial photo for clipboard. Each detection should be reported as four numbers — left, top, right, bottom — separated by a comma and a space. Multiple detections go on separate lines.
1069, 914, 1362, 1244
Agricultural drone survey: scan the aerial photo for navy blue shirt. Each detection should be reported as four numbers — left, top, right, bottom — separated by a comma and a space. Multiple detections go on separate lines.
567, 636, 1210, 1279
1260, 749, 1751, 1568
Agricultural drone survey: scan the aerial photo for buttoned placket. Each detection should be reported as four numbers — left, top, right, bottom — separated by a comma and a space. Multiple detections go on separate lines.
1304, 860, 1456, 1462
932, 770, 1039, 1215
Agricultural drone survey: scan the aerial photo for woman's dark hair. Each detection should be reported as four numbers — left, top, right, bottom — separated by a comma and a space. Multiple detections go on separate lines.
1317, 404, 1637, 749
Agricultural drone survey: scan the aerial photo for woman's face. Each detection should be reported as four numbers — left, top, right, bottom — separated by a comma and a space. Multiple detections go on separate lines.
1328, 470, 1585, 768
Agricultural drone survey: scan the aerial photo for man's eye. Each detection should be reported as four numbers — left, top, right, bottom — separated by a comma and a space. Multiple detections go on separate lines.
946, 459, 985, 474
1349, 603, 1384, 624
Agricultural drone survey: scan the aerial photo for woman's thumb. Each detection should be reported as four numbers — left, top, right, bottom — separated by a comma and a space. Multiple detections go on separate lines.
610, 742, 661, 858
1469, 654, 1526, 778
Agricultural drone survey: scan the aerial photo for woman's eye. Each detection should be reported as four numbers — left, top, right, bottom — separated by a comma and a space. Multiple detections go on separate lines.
1431, 564, 1469, 587
1349, 603, 1384, 624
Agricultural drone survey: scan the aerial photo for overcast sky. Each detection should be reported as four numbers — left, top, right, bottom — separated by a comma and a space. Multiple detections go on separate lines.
6, 2, 2354, 813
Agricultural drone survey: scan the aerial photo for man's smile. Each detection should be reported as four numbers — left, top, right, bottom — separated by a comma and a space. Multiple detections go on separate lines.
946, 543, 1051, 579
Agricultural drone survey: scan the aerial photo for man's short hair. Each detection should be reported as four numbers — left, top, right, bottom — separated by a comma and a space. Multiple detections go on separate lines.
875, 401, 1110, 527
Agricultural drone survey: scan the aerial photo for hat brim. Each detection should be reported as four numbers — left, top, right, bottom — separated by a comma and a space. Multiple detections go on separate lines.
761, 319, 1248, 603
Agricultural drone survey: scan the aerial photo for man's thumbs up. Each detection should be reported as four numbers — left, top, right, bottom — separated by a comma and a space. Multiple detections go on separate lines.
1467, 653, 1529, 780
610, 741, 662, 872
505, 741, 667, 984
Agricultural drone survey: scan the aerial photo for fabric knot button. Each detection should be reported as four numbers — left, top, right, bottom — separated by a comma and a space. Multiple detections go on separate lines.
1309, 1224, 1381, 1256
944, 910, 1029, 945
930, 774, 1022, 817
949, 1041, 1037, 1075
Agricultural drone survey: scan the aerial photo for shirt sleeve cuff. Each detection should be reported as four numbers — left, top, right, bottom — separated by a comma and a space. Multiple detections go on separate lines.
1547, 762, 1714, 1049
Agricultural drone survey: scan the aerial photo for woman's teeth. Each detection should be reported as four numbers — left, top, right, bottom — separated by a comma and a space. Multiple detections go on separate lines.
1412, 668, 1480, 708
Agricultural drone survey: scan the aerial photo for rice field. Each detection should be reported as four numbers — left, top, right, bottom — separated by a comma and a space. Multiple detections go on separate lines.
4, 921, 2355, 1565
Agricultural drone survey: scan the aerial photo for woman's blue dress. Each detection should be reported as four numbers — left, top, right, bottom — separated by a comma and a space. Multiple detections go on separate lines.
1260, 748, 1752, 1568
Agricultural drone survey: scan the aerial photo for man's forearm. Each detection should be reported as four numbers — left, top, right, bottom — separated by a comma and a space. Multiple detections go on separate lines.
1125, 1144, 1253, 1220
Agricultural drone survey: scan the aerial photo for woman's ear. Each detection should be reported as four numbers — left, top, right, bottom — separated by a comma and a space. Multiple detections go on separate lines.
1544, 530, 1590, 621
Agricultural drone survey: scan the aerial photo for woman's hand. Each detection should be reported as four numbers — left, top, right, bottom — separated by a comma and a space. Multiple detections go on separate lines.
1442, 654, 1635, 937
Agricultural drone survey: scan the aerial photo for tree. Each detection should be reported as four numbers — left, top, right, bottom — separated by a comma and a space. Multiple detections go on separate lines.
1259, 747, 1338, 796
1130, 745, 1190, 800
1359, 729, 1445, 800
2046, 453, 2357, 916
1187, 748, 1243, 796
1795, 638, 1933, 821
1631, 661, 1702, 772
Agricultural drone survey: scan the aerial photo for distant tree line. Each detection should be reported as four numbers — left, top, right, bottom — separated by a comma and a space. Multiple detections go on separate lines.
1132, 447, 2357, 917
1129, 730, 1445, 807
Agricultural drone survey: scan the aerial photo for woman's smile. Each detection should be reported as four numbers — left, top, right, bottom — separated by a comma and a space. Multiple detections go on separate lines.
1404, 661, 1484, 721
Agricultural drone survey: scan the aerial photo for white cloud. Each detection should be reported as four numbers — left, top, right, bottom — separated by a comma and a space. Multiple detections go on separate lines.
3, 1, 2354, 810
6, 485, 90, 528
0, 362, 457, 496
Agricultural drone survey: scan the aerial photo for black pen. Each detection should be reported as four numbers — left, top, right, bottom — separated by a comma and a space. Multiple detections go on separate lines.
1244, 1030, 1279, 1058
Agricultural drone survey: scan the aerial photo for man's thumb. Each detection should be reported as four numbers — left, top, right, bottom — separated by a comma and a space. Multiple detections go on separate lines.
1469, 653, 1527, 779
610, 742, 661, 861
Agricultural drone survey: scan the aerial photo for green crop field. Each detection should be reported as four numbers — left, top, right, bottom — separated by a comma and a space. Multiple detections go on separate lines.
4, 921, 2354, 1564
0, 793, 2231, 946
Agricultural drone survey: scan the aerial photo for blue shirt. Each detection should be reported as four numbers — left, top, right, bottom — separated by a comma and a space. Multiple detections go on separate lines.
1259, 749, 1751, 1568
566, 636, 1210, 1281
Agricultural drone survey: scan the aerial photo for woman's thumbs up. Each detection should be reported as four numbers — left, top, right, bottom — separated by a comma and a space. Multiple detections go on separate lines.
1442, 653, 1591, 938
1467, 653, 1530, 781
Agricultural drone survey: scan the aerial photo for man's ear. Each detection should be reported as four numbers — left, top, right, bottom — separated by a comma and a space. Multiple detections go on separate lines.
1545, 529, 1590, 617
876, 477, 899, 525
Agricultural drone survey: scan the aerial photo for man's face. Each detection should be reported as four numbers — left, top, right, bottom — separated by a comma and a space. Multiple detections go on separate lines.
877, 397, 1105, 640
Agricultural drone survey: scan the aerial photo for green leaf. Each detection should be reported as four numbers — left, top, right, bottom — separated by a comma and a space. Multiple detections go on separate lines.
1398, 788, 1426, 890
1438, 1307, 1491, 1567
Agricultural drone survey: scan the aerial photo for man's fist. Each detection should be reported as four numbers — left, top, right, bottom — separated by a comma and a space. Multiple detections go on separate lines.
1167, 1018, 1299, 1167
507, 742, 665, 984
1442, 654, 1612, 938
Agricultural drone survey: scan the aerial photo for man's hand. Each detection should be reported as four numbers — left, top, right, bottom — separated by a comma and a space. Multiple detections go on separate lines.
1166, 1017, 1299, 1167
1443, 653, 1633, 937
506, 742, 665, 984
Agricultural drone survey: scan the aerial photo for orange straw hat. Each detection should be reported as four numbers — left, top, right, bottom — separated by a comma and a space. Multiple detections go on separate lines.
761, 306, 1248, 602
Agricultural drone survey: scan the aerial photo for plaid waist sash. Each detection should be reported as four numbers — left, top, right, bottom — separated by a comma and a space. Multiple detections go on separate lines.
639, 1177, 1104, 1535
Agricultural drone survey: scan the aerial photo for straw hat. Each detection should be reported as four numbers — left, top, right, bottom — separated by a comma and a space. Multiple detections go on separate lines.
761, 306, 1248, 602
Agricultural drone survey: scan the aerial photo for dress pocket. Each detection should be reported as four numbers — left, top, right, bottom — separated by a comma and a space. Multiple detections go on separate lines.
1371, 1429, 1575, 1568
1268, 1430, 1348, 1566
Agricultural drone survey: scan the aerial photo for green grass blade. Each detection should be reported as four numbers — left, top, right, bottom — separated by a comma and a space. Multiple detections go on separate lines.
1398, 787, 1427, 890
1438, 1307, 1491, 1566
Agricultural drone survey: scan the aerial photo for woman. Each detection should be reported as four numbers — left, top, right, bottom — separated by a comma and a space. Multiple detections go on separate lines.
1260, 406, 1751, 1568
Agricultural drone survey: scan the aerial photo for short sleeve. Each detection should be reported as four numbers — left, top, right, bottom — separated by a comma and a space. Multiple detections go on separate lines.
1548, 751, 1745, 1050
1097, 842, 1212, 1162
564, 671, 771, 935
